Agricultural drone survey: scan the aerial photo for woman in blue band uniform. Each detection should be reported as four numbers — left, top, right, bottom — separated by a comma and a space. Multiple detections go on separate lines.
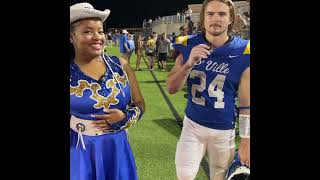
70, 3, 145, 180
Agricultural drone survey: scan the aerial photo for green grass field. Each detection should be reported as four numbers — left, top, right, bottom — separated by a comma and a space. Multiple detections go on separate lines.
105, 46, 240, 180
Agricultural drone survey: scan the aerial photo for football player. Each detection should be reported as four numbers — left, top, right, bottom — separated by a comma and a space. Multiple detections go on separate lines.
166, 0, 250, 179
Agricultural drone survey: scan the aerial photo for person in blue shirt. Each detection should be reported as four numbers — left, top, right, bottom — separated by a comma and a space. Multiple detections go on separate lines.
126, 34, 135, 64
166, 0, 250, 179
113, 29, 119, 46
70, 3, 145, 180
119, 29, 130, 59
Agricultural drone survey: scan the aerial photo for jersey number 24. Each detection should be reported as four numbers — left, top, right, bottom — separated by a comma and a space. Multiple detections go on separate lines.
190, 70, 226, 108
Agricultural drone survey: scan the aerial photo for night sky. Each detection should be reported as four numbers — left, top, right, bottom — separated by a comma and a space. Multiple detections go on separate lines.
69, 0, 206, 28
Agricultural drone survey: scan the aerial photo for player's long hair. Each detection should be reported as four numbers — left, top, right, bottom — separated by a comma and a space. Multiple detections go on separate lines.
199, 0, 236, 35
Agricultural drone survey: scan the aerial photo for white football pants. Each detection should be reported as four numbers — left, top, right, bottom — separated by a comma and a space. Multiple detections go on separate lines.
175, 116, 235, 180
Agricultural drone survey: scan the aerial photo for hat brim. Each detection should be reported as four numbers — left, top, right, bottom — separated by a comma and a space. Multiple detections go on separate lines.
70, 8, 110, 24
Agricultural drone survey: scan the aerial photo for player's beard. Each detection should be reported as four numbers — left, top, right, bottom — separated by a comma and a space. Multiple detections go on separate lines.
207, 24, 228, 37
211, 30, 226, 36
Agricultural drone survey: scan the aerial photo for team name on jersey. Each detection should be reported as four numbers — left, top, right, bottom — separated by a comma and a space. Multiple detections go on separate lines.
195, 58, 230, 75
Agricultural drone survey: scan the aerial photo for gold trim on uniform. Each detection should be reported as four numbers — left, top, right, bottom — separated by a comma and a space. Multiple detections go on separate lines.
243, 41, 250, 55
70, 73, 128, 110
123, 106, 142, 129
175, 35, 190, 46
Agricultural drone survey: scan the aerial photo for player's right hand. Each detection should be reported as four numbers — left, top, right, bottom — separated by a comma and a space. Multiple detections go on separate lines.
186, 44, 211, 68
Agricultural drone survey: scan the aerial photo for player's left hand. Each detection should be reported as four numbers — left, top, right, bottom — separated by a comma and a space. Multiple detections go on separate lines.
92, 108, 126, 124
238, 138, 250, 168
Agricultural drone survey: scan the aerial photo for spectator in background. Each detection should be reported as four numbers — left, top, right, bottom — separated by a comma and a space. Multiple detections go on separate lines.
143, 19, 147, 28
141, 36, 147, 58
177, 12, 181, 22
152, 31, 158, 40
179, 25, 189, 36
186, 7, 193, 18
182, 7, 188, 22
170, 26, 189, 61
146, 34, 156, 70
195, 22, 202, 34
134, 35, 143, 70
120, 29, 130, 59
107, 32, 113, 48
171, 32, 177, 43
126, 34, 135, 64
114, 29, 119, 46
151, 32, 160, 68
169, 32, 177, 58
157, 33, 171, 71
155, 35, 161, 69
186, 16, 194, 35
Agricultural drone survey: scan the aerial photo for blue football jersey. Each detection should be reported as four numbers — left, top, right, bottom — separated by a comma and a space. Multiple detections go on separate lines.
173, 34, 250, 130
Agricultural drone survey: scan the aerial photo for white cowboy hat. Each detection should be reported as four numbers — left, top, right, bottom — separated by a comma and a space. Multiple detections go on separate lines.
70, 2, 110, 24
122, 29, 128, 34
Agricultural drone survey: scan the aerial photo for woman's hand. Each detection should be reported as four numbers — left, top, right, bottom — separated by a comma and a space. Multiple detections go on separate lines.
92, 109, 126, 127
91, 119, 111, 131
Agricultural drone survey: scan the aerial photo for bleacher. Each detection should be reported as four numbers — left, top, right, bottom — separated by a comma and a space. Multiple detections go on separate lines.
143, 1, 250, 39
